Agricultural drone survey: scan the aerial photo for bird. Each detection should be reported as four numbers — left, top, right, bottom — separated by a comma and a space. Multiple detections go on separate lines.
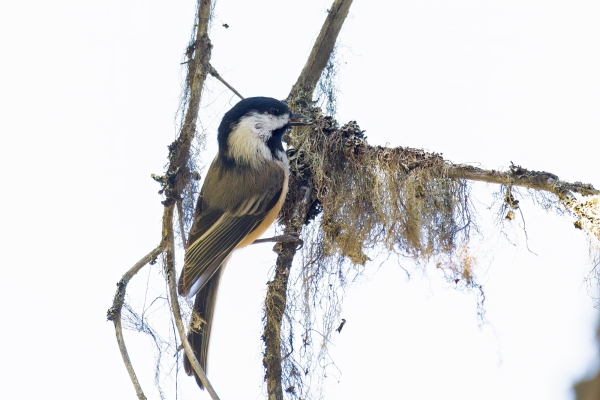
178, 96, 312, 389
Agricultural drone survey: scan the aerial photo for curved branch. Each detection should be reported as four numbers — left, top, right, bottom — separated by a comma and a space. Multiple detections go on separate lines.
110, 0, 214, 396
107, 243, 166, 400
164, 206, 220, 399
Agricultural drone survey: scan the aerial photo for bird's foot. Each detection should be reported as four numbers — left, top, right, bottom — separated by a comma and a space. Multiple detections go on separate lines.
253, 233, 303, 249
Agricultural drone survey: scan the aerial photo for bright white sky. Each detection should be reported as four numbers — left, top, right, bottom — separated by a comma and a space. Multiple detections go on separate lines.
1, 1, 600, 399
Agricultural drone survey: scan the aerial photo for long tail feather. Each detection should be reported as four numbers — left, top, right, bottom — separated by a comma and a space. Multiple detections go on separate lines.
183, 267, 224, 389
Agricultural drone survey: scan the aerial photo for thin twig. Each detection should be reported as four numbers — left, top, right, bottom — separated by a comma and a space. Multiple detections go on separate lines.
114, 317, 146, 400
164, 207, 220, 399
110, 0, 213, 395
209, 64, 244, 100
107, 243, 166, 400
176, 199, 187, 248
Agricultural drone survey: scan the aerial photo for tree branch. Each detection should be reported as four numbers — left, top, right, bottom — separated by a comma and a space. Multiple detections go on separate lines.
164, 207, 220, 399
176, 199, 188, 248
446, 162, 600, 241
110, 0, 214, 396
320, 118, 600, 243
345, 139, 599, 199
263, 185, 314, 399
107, 244, 166, 400
291, 0, 353, 100
266, 98, 600, 396
209, 64, 244, 100
163, 0, 213, 207
262, 2, 354, 398
446, 163, 599, 199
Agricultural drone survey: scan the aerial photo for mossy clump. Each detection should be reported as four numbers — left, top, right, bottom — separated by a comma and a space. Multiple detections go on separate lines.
284, 108, 474, 268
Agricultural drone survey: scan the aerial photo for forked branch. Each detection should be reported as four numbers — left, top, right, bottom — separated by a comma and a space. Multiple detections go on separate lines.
109, 0, 216, 398
107, 243, 166, 400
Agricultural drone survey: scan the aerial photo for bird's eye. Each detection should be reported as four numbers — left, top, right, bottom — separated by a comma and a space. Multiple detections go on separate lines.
269, 107, 279, 115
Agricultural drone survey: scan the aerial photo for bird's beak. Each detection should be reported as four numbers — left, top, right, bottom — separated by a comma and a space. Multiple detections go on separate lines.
289, 113, 314, 126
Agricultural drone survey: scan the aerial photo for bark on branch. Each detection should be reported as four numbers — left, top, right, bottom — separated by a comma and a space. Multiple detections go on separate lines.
262, 1, 354, 399
162, 0, 212, 207
109, 0, 215, 397
263, 104, 599, 397
107, 244, 166, 400
446, 163, 598, 199
112, 0, 599, 397
349, 140, 599, 199
290, 0, 353, 100
164, 209, 220, 398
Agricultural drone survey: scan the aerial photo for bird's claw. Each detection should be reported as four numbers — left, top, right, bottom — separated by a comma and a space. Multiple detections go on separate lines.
253, 234, 303, 249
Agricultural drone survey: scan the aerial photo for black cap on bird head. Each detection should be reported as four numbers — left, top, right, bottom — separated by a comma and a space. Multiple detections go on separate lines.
217, 97, 312, 149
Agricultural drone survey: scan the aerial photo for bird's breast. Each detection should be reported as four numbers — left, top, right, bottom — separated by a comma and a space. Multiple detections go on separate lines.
236, 162, 289, 248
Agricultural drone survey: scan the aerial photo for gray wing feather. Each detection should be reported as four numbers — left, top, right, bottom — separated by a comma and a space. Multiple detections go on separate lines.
180, 213, 262, 297
177, 157, 285, 297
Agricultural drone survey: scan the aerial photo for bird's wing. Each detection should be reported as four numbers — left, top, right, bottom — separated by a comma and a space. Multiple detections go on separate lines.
180, 212, 265, 297
178, 159, 286, 297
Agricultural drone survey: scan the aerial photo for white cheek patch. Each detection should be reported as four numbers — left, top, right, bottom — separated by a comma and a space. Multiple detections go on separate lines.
227, 112, 290, 168
228, 121, 271, 168
244, 112, 290, 137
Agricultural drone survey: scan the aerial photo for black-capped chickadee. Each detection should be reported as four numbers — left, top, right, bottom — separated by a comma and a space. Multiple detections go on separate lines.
178, 96, 312, 389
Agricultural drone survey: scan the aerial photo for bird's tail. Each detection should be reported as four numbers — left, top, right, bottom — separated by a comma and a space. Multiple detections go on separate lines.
183, 268, 223, 390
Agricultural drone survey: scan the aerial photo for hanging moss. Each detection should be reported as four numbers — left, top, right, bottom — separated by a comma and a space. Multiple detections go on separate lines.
283, 108, 474, 270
